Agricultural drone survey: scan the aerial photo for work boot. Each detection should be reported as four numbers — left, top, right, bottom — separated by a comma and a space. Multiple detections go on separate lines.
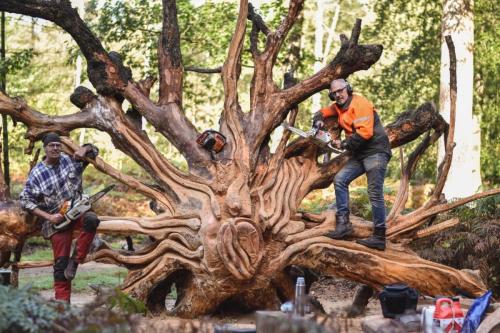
64, 258, 79, 281
356, 227, 386, 250
325, 213, 353, 239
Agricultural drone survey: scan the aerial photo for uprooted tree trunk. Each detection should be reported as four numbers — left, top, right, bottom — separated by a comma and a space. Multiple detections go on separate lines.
0, 0, 498, 318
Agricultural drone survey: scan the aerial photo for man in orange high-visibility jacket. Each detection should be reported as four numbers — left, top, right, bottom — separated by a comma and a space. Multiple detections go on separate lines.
313, 79, 392, 250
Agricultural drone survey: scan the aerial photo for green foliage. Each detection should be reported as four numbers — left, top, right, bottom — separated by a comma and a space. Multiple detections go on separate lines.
107, 288, 147, 315
0, 49, 34, 78
474, 0, 500, 184
357, 0, 499, 183
413, 195, 500, 296
21, 248, 52, 262
20, 267, 128, 292
0, 285, 60, 333
0, 285, 144, 333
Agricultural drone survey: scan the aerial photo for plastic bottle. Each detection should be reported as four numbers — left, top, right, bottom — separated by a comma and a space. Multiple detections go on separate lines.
294, 277, 306, 316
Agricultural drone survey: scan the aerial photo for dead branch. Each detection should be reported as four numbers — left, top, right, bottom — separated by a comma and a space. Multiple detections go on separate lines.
387, 128, 443, 222
219, 0, 249, 162
60, 138, 176, 213
222, 0, 248, 108
1, 2, 210, 172
274, 19, 382, 113
431, 35, 457, 203
265, 0, 304, 64
184, 66, 222, 74
0, 1, 130, 96
285, 239, 485, 297
158, 0, 183, 106
387, 188, 500, 238
248, 3, 270, 56
415, 218, 459, 239
0, 90, 98, 149
247, 3, 270, 36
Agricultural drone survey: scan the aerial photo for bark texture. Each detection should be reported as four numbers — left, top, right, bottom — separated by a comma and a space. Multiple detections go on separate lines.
0, 0, 497, 318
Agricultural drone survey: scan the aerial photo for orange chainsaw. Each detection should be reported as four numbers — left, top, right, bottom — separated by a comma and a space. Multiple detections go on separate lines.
281, 122, 343, 154
54, 185, 115, 230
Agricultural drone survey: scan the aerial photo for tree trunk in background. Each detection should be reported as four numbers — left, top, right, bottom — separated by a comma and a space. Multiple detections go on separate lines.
311, 0, 325, 113
311, 2, 340, 115
1, 12, 9, 197
438, 0, 481, 199
73, 0, 86, 145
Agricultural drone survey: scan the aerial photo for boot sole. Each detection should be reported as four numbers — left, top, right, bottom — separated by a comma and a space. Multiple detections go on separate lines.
325, 231, 353, 240
356, 240, 385, 251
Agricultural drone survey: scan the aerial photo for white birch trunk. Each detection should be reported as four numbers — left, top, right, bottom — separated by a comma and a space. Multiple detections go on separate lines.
438, 0, 481, 199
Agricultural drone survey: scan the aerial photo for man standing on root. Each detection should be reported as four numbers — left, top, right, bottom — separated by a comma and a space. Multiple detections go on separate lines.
313, 79, 392, 250
20, 132, 100, 302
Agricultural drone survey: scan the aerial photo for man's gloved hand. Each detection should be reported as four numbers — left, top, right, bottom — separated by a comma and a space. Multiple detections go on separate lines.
331, 140, 342, 149
331, 140, 347, 150
312, 111, 325, 129
314, 119, 324, 129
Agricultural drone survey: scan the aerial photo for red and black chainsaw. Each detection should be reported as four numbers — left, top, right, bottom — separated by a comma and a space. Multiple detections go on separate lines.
54, 185, 115, 230
281, 122, 343, 154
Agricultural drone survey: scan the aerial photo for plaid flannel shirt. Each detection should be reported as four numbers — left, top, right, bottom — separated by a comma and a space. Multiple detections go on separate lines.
20, 144, 99, 216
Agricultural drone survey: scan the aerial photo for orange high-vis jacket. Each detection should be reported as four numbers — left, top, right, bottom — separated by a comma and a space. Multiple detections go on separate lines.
319, 94, 392, 159
320, 94, 375, 140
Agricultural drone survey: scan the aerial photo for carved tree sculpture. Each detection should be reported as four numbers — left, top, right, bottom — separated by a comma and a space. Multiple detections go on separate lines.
0, 0, 498, 318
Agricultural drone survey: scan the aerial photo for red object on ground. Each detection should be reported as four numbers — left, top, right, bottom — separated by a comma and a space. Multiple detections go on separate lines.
433, 297, 465, 333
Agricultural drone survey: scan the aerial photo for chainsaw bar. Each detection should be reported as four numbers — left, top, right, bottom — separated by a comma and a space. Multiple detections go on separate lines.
281, 122, 343, 154
88, 184, 115, 205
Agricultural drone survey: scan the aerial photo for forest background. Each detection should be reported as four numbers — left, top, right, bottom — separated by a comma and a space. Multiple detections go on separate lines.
0, 0, 498, 201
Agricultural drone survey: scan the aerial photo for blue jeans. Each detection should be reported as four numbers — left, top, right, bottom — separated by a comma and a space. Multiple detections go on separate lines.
333, 153, 390, 228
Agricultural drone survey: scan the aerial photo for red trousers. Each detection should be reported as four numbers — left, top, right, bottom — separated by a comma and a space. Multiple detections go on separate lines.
51, 214, 96, 302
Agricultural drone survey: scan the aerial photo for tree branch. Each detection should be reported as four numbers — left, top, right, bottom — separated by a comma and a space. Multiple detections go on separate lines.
222, 0, 248, 109
60, 138, 176, 214
122, 83, 211, 173
282, 238, 485, 297
273, 20, 382, 114
431, 35, 457, 202
386, 128, 443, 222
265, 0, 304, 65
387, 188, 500, 238
184, 66, 222, 74
2, 1, 211, 174
247, 3, 270, 36
0, 1, 131, 96
248, 3, 270, 56
219, 0, 249, 162
0, 90, 97, 149
158, 0, 183, 105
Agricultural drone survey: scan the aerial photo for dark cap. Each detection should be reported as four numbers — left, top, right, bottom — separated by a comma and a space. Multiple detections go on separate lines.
42, 132, 61, 146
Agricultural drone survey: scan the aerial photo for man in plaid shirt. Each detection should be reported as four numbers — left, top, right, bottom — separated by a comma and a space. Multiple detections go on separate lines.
20, 132, 100, 302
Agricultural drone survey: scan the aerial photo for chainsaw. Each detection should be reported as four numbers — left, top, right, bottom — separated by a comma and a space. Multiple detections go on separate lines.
54, 184, 115, 230
281, 122, 343, 154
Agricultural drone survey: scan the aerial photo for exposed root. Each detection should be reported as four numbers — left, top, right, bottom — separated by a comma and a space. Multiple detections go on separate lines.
282, 238, 486, 297
89, 239, 202, 267
97, 215, 201, 241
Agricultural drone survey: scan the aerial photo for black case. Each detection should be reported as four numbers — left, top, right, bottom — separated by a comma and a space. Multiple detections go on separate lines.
379, 283, 419, 318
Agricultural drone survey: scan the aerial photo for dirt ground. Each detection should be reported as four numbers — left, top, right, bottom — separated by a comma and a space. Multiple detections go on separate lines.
24, 262, 381, 332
